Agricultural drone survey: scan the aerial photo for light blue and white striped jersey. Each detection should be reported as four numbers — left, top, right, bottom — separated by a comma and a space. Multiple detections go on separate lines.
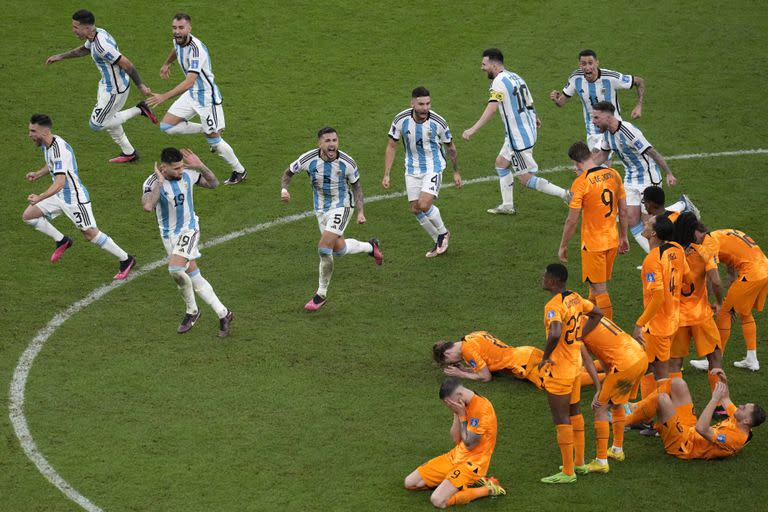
598, 121, 661, 186
43, 135, 90, 205
175, 35, 223, 106
142, 169, 200, 240
288, 149, 360, 212
83, 28, 129, 94
563, 68, 634, 136
388, 109, 452, 176
489, 70, 537, 151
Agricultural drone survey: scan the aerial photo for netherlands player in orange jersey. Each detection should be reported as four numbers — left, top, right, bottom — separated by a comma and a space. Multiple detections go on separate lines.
631, 216, 690, 434
628, 370, 764, 460
539, 263, 602, 484
558, 141, 629, 320
433, 331, 605, 387
405, 378, 505, 508
580, 314, 648, 472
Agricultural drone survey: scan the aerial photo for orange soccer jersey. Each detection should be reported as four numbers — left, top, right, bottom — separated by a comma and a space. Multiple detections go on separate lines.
461, 331, 542, 380
710, 229, 768, 281
582, 317, 646, 371
679, 236, 720, 327
543, 291, 593, 380
446, 394, 498, 473
569, 166, 626, 252
661, 403, 750, 460
641, 242, 690, 337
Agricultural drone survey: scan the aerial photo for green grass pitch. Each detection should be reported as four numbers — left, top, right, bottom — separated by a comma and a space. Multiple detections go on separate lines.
1, 1, 767, 510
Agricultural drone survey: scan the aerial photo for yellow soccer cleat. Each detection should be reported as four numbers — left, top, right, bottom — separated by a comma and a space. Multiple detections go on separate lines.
587, 459, 610, 474
482, 476, 506, 496
541, 471, 577, 484
608, 446, 626, 461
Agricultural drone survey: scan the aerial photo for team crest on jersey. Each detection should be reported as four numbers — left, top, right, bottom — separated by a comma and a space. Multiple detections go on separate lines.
645, 273, 655, 283
469, 418, 479, 427
633, 139, 644, 150
190, 59, 199, 69
291, 162, 300, 172
468, 359, 477, 368
54, 161, 62, 170
716, 433, 726, 443
623, 75, 631, 83
104, 52, 114, 61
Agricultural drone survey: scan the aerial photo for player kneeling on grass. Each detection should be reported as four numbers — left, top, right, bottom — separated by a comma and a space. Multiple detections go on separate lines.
405, 378, 505, 508
142, 147, 234, 337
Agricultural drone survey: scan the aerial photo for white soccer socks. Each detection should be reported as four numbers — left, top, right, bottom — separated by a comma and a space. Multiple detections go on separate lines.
25, 217, 64, 241
496, 167, 514, 207
188, 269, 228, 319
527, 175, 569, 200
90, 231, 129, 260
630, 223, 651, 253
160, 121, 206, 135
415, 211, 439, 241
425, 205, 448, 235
339, 239, 373, 256
207, 137, 245, 173
169, 266, 198, 314
101, 107, 141, 129
317, 247, 334, 298
105, 126, 136, 155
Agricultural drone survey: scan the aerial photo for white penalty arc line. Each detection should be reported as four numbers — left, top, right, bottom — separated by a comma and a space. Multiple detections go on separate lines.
9, 147, 768, 511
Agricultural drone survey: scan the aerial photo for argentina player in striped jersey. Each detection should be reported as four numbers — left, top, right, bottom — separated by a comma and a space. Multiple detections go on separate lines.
463, 49, 570, 214
23, 114, 135, 279
142, 147, 234, 337
550, 50, 645, 151
281, 128, 383, 311
147, 13, 248, 186
45, 10, 157, 163
383, 87, 462, 258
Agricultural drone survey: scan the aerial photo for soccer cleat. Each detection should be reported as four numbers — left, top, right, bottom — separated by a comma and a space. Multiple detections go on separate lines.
136, 101, 158, 124
109, 151, 139, 164
689, 358, 710, 371
369, 238, 383, 265
587, 460, 610, 474
224, 170, 248, 185
113, 255, 136, 280
679, 194, 701, 220
177, 311, 202, 334
482, 476, 506, 496
562, 190, 573, 206
541, 471, 577, 484
436, 230, 450, 255
50, 236, 73, 262
640, 427, 659, 437
734, 358, 760, 371
607, 447, 625, 461
487, 204, 516, 215
560, 464, 589, 475
304, 295, 327, 311
217, 310, 234, 337
425, 243, 440, 258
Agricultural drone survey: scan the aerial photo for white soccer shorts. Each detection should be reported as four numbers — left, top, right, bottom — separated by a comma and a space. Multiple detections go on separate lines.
405, 171, 442, 202
36, 195, 97, 231
626, 182, 654, 210
316, 207, 353, 236
168, 94, 226, 134
162, 228, 202, 260
498, 141, 539, 176
90, 84, 129, 129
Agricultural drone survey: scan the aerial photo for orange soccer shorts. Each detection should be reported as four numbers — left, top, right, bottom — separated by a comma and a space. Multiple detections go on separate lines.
671, 318, 722, 358
541, 371, 582, 404
643, 330, 673, 363
417, 453, 483, 489
722, 277, 768, 316
581, 247, 618, 284
597, 357, 648, 405
659, 403, 697, 456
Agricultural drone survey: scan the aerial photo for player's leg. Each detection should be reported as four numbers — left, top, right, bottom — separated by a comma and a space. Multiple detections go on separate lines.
568, 380, 586, 471
160, 96, 205, 135
625, 186, 650, 252
22, 201, 70, 261
589, 280, 613, 320
198, 106, 247, 185
487, 146, 515, 214
404, 469, 428, 491
515, 147, 569, 203
167, 252, 199, 332
185, 259, 234, 337
735, 312, 759, 369
89, 90, 140, 163
307, 222, 340, 311
99, 87, 157, 130
542, 389, 577, 483
590, 402, 611, 472
323, 207, 378, 263
410, 195, 439, 244
418, 180, 450, 256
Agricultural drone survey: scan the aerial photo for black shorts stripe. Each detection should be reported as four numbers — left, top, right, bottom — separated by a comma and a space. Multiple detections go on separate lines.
97, 94, 117, 124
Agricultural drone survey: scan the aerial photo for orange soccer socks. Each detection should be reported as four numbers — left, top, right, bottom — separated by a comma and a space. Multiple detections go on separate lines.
742, 315, 757, 351
595, 420, 610, 460
570, 414, 585, 467
611, 406, 626, 449
640, 373, 656, 399
594, 293, 613, 320
556, 424, 575, 476
447, 486, 490, 506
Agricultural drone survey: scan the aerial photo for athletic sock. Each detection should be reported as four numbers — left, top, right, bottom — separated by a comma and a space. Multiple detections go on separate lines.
342, 238, 373, 255
570, 414, 585, 466
595, 420, 610, 460
527, 175, 568, 200
425, 205, 447, 235
667, 200, 686, 212
105, 126, 135, 155
317, 247, 334, 297
716, 309, 732, 351
189, 269, 228, 318
612, 406, 626, 448
630, 223, 651, 253
161, 121, 205, 135
742, 315, 757, 352
25, 217, 65, 241
496, 167, 514, 206
100, 107, 141, 129
446, 486, 490, 506
208, 137, 245, 173
556, 424, 575, 476
415, 212, 439, 242
594, 293, 613, 320
169, 266, 197, 314
90, 231, 129, 260
640, 373, 656, 399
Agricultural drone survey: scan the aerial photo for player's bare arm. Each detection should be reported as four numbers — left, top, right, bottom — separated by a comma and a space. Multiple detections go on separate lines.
549, 90, 569, 107
444, 364, 491, 382
645, 148, 676, 186
116, 55, 150, 96
581, 346, 602, 407
146, 71, 197, 108
280, 169, 293, 202
580, 305, 604, 338
617, 197, 630, 254
696, 380, 730, 441
558, 207, 581, 262
160, 48, 176, 79
382, 137, 398, 188
630, 76, 646, 119
181, 149, 218, 189
444, 142, 462, 188
450, 414, 462, 444
26, 165, 49, 182
142, 165, 164, 211
539, 321, 562, 369
462, 102, 499, 140
28, 174, 66, 205
45, 45, 89, 66
351, 180, 366, 224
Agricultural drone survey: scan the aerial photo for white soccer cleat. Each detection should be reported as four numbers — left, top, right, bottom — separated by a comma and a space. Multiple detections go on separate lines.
689, 358, 710, 371
679, 194, 701, 220
733, 358, 760, 371
487, 204, 516, 215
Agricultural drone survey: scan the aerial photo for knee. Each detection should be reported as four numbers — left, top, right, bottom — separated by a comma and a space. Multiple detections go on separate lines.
430, 494, 448, 509
670, 378, 688, 396
89, 120, 103, 132
22, 211, 37, 223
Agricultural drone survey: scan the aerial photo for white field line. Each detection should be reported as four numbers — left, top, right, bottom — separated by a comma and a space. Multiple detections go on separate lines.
9, 147, 768, 511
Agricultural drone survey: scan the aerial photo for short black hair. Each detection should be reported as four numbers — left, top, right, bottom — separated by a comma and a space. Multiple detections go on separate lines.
160, 147, 183, 164
653, 216, 675, 242
546, 263, 568, 284
72, 9, 95, 25
642, 186, 665, 208
439, 378, 462, 400
579, 49, 598, 59
751, 404, 766, 428
482, 48, 504, 63
173, 12, 191, 22
593, 101, 615, 114
317, 126, 337, 139
567, 141, 591, 163
30, 113, 53, 127
411, 86, 430, 98
432, 341, 454, 365
672, 212, 706, 247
